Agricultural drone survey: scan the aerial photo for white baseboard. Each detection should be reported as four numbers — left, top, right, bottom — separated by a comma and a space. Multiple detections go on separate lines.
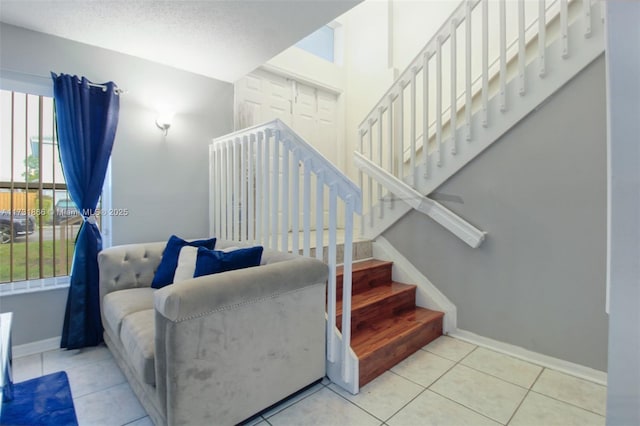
13, 336, 60, 358
449, 329, 607, 386
372, 236, 457, 333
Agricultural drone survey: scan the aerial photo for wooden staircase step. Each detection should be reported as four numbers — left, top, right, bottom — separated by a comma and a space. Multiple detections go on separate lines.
350, 307, 444, 387
336, 259, 393, 297
335, 282, 416, 334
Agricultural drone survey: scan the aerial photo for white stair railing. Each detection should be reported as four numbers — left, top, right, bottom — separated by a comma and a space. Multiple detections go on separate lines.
356, 0, 604, 239
210, 119, 363, 394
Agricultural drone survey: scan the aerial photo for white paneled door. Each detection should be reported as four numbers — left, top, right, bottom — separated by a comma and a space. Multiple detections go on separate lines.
235, 68, 342, 234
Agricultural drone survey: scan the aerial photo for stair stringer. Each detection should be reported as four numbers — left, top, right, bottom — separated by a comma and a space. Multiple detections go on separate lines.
372, 236, 456, 334
361, 10, 605, 240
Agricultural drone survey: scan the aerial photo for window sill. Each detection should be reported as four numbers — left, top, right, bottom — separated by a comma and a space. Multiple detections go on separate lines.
0, 277, 70, 297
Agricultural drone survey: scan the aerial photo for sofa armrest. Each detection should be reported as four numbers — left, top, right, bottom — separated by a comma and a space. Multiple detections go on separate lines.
154, 256, 328, 321
98, 242, 165, 300
153, 255, 328, 425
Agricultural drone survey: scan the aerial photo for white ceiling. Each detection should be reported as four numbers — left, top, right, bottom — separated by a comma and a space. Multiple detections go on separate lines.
0, 0, 360, 83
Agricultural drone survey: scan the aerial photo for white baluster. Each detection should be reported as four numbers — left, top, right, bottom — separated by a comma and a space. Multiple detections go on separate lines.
465, 2, 472, 141
450, 19, 458, 154
358, 129, 365, 236
378, 107, 384, 219
248, 134, 255, 243
263, 131, 270, 248
583, 0, 592, 38
292, 149, 300, 255
410, 68, 417, 183
233, 139, 240, 241
398, 87, 405, 177
482, 0, 489, 127
281, 143, 290, 252
499, 0, 507, 112
341, 195, 354, 382
436, 35, 443, 166
387, 96, 395, 204
518, 0, 526, 96
539, 0, 546, 78
423, 52, 430, 175
271, 130, 280, 250
220, 144, 226, 239
226, 141, 232, 240
241, 135, 248, 241
303, 159, 311, 257
368, 120, 374, 227
256, 132, 263, 245
326, 184, 338, 363
561, 0, 569, 59
315, 172, 324, 261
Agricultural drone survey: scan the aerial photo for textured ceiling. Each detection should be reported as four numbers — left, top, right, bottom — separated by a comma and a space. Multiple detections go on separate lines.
0, 0, 360, 83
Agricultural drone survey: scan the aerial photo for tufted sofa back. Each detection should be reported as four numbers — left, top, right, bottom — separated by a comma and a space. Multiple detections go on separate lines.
98, 242, 165, 302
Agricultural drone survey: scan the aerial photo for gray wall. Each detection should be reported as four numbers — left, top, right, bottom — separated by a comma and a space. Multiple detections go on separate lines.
605, 2, 640, 423
384, 56, 608, 371
0, 23, 233, 345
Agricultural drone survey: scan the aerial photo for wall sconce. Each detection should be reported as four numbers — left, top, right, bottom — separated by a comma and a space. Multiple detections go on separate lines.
156, 108, 174, 136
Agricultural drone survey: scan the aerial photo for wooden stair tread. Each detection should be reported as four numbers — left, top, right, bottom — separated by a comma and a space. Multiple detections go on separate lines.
336, 259, 392, 277
350, 307, 444, 359
335, 282, 415, 315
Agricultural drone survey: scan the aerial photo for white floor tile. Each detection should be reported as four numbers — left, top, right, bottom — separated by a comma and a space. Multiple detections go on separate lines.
461, 347, 542, 388
124, 416, 154, 426
422, 336, 476, 362
268, 387, 381, 426
238, 414, 266, 426
388, 390, 500, 426
431, 364, 527, 424
12, 353, 42, 382
510, 391, 605, 426
329, 371, 424, 421
532, 369, 607, 416
43, 343, 112, 374
65, 357, 126, 398
391, 350, 455, 387
261, 382, 324, 418
74, 382, 146, 426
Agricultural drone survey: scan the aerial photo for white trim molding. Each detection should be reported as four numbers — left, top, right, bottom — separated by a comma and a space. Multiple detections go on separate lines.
13, 336, 60, 358
373, 236, 456, 333
449, 328, 607, 386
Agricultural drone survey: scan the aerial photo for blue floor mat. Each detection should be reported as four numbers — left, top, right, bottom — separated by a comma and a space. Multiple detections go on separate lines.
1, 371, 78, 426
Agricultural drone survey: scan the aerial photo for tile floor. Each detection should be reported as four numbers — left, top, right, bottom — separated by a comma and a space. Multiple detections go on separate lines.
12, 335, 607, 426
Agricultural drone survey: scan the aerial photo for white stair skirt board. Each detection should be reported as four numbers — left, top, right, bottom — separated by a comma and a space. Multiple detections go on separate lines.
449, 329, 607, 386
372, 236, 456, 334
13, 336, 60, 358
360, 7, 605, 240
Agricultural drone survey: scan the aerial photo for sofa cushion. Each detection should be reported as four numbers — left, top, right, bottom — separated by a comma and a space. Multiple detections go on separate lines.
120, 309, 156, 386
151, 235, 216, 289
103, 288, 155, 338
194, 246, 263, 278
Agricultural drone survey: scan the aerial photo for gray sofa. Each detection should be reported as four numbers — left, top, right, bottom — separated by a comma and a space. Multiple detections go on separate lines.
98, 239, 328, 426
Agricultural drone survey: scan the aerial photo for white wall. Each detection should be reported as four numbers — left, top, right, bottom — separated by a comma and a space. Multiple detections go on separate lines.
0, 23, 234, 345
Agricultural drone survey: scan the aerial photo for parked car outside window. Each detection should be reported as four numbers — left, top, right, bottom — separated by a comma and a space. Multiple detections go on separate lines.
0, 211, 35, 244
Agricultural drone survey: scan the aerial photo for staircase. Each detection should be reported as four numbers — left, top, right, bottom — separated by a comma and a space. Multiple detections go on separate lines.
336, 259, 443, 386
356, 0, 606, 241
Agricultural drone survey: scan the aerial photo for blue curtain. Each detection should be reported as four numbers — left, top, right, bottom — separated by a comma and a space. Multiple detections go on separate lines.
51, 73, 119, 349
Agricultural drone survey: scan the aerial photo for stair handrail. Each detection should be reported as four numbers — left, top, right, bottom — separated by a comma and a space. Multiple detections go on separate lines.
210, 119, 362, 394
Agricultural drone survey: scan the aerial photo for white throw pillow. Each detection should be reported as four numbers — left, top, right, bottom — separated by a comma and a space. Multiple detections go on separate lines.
173, 246, 241, 281
173, 246, 199, 282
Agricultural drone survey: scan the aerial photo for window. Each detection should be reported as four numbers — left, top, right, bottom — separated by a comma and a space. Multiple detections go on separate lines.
0, 89, 85, 284
296, 25, 337, 63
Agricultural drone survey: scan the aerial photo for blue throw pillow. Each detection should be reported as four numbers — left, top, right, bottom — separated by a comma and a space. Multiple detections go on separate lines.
151, 235, 216, 289
194, 246, 263, 278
